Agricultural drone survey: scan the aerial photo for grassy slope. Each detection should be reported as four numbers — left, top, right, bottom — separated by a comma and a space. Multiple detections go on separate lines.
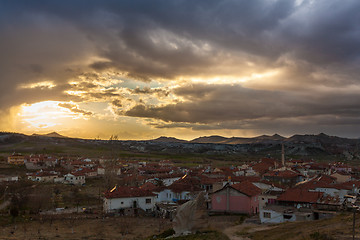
246, 213, 357, 240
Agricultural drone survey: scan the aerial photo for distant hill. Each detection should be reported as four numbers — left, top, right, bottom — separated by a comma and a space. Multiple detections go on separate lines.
148, 133, 357, 145
0, 131, 359, 159
190, 135, 230, 144
32, 132, 68, 138
150, 136, 187, 143
190, 134, 286, 144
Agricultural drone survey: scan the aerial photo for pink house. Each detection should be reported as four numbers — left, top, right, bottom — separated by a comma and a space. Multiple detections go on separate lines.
211, 181, 261, 215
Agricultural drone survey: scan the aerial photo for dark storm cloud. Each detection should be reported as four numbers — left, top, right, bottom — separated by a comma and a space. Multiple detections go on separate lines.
279, 0, 360, 65
1, 0, 360, 135
125, 83, 360, 124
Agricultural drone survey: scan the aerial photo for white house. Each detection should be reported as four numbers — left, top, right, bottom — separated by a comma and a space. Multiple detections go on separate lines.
63, 172, 85, 185
154, 188, 192, 203
153, 182, 203, 203
260, 205, 314, 224
0, 175, 19, 182
103, 186, 156, 214
146, 175, 182, 187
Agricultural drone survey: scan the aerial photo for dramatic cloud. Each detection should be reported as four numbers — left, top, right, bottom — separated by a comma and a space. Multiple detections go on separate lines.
58, 103, 93, 116
0, 0, 360, 138
125, 83, 360, 123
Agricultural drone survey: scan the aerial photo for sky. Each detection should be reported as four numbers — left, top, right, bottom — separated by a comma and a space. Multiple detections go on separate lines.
0, 0, 360, 140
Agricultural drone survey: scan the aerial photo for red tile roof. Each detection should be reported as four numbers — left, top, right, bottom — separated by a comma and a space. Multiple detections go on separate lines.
140, 182, 157, 191
296, 175, 353, 191
70, 171, 86, 177
231, 182, 262, 197
104, 186, 156, 199
231, 176, 261, 183
167, 175, 202, 193
263, 169, 302, 178
340, 180, 360, 189
277, 188, 323, 203
199, 175, 224, 185
251, 160, 275, 175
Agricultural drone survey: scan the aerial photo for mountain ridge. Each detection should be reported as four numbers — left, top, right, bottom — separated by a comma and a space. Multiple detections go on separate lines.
148, 133, 358, 145
32, 132, 68, 138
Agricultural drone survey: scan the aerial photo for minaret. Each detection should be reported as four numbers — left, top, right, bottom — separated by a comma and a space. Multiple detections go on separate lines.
281, 143, 285, 167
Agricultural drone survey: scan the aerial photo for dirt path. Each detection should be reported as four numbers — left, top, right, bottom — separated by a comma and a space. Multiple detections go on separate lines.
223, 223, 276, 240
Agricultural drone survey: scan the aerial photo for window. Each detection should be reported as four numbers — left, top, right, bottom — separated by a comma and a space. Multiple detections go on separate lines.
146, 198, 151, 204
263, 212, 271, 218
121, 201, 124, 204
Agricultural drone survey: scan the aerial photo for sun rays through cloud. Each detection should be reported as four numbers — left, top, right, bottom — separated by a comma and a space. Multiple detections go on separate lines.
1, 0, 360, 139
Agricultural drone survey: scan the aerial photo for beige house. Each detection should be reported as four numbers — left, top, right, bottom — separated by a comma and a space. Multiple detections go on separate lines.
331, 172, 351, 183
8, 154, 26, 165
28, 171, 58, 182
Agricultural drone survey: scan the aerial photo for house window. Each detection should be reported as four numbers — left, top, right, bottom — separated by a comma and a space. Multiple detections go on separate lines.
263, 212, 271, 218
121, 201, 124, 204
146, 198, 151, 204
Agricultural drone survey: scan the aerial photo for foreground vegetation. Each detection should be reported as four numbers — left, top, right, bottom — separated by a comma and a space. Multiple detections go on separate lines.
236, 213, 357, 240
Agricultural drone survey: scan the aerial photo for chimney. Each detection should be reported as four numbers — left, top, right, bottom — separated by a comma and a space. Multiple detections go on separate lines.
281, 144, 285, 167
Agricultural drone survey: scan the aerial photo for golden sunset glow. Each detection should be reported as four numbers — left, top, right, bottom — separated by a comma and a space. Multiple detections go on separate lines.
19, 101, 86, 129
19, 81, 56, 89
1, 1, 359, 140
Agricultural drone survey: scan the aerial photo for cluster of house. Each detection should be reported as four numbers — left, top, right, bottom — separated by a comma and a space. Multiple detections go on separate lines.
7, 153, 101, 185
103, 157, 360, 223
6, 152, 360, 224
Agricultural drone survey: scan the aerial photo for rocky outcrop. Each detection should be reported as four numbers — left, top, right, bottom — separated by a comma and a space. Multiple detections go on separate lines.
172, 192, 208, 236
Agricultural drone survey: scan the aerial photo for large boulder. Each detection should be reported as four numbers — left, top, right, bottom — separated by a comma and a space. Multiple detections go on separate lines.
172, 192, 208, 236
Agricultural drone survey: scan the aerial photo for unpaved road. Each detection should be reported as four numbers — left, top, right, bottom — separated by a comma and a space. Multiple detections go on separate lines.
223, 223, 276, 240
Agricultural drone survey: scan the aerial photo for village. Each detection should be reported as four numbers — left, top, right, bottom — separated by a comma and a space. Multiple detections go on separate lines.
2, 143, 360, 235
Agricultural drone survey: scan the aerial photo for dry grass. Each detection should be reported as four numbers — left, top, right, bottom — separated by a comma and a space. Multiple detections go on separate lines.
0, 215, 172, 239
248, 213, 359, 240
